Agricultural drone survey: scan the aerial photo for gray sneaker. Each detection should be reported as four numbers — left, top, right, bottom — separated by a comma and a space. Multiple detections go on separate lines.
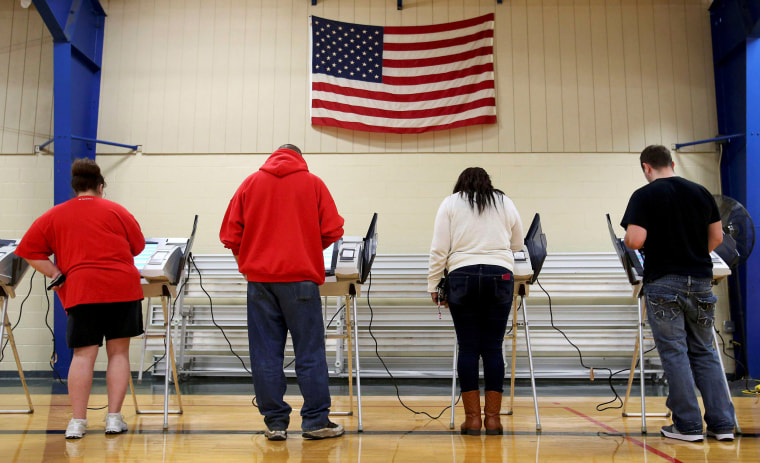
265, 428, 287, 441
660, 425, 704, 442
302, 421, 344, 440
706, 429, 734, 442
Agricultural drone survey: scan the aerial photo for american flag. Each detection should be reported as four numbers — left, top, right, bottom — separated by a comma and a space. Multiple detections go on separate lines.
310, 14, 496, 134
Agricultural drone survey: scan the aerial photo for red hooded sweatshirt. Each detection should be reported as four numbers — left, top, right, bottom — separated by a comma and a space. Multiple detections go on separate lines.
219, 148, 344, 284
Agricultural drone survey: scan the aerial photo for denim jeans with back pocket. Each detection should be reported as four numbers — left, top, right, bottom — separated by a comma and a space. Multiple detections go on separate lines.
448, 264, 514, 393
643, 275, 735, 433
246, 281, 332, 432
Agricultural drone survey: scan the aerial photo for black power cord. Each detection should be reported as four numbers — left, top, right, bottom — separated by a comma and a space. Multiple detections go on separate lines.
364, 271, 460, 420
535, 278, 655, 411
189, 255, 348, 409
0, 270, 34, 362
714, 327, 758, 395
42, 274, 65, 384
139, 275, 187, 376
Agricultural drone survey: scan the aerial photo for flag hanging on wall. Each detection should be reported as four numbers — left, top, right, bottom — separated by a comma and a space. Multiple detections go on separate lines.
310, 14, 496, 134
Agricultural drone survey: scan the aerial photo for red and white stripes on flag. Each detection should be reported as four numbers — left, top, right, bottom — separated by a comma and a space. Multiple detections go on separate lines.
310, 14, 496, 134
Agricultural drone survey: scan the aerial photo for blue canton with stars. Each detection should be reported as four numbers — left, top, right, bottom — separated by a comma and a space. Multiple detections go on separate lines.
312, 16, 384, 83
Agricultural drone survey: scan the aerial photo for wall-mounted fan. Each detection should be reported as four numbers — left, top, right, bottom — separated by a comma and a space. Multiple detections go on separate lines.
713, 195, 755, 269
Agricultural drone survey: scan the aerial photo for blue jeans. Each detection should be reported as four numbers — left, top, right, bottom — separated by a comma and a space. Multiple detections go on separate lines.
448, 264, 514, 393
643, 275, 735, 433
246, 281, 332, 431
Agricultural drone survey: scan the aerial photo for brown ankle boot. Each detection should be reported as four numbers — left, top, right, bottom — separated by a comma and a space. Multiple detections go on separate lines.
484, 390, 503, 435
460, 390, 482, 435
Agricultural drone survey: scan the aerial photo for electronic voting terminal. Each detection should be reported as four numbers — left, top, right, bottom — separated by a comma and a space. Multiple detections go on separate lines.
512, 213, 549, 294
0, 240, 29, 298
135, 239, 186, 284
605, 214, 730, 296
320, 213, 378, 297
134, 216, 198, 297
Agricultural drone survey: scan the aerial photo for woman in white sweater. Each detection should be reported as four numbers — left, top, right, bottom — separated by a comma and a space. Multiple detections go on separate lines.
428, 167, 523, 436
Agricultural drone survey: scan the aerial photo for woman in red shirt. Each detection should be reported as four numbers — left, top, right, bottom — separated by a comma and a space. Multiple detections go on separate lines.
15, 158, 145, 439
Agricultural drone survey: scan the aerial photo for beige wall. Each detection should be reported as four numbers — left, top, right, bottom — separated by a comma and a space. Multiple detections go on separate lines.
1, 0, 730, 372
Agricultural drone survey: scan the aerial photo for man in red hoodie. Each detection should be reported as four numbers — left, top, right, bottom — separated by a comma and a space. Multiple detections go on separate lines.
220, 144, 345, 441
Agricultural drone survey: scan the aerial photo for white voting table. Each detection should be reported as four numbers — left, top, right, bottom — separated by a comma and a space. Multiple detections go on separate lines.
317, 215, 377, 432
130, 231, 195, 430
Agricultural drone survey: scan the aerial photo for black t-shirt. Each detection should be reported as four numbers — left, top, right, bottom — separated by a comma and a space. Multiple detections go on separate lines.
621, 176, 720, 283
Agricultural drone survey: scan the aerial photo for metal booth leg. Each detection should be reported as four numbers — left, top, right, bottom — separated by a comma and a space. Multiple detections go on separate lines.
129, 288, 183, 430
622, 298, 669, 433
351, 290, 363, 432
507, 295, 518, 416
519, 289, 541, 431
450, 340, 458, 430
0, 294, 34, 414
137, 297, 152, 382
637, 296, 648, 433
328, 289, 363, 427
712, 329, 742, 434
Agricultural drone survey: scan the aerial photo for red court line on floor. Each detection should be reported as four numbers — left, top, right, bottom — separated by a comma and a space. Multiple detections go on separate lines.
563, 406, 682, 463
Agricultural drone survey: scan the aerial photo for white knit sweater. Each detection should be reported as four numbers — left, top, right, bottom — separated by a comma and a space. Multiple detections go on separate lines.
427, 192, 524, 292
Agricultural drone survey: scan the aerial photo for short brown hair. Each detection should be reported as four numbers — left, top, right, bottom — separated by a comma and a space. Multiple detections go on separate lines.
640, 145, 672, 169
71, 158, 105, 193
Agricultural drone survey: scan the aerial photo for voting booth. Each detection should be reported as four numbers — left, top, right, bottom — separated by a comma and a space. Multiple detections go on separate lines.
606, 214, 739, 434
318, 213, 378, 432
129, 216, 197, 429
449, 213, 548, 432
0, 239, 34, 414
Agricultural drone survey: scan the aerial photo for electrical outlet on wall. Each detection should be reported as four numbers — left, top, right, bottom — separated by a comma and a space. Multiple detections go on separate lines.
723, 320, 735, 334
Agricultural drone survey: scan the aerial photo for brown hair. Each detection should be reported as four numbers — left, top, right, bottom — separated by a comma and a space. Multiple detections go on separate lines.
640, 145, 673, 170
71, 158, 105, 193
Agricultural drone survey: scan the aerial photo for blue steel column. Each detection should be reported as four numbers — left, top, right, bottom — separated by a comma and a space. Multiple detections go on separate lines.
34, 0, 107, 377
53, 41, 74, 373
746, 37, 760, 378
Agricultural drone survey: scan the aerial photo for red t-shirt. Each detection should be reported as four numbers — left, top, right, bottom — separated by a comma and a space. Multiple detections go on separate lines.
14, 196, 145, 310
219, 148, 344, 284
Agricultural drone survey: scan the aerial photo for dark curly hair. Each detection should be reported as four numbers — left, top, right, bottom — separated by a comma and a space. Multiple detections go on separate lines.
452, 167, 504, 214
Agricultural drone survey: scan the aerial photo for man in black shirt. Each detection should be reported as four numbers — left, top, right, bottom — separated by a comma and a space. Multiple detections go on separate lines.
621, 145, 735, 442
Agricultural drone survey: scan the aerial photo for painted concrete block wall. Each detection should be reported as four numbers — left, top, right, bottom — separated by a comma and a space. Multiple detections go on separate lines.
0, 0, 733, 373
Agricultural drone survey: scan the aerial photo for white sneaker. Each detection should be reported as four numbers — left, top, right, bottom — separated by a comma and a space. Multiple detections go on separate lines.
105, 413, 128, 434
65, 418, 88, 439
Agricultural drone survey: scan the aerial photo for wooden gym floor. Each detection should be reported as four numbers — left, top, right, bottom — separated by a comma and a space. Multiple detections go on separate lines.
0, 378, 758, 463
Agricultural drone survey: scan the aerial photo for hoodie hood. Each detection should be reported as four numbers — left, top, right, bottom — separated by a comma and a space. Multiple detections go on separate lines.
259, 148, 308, 178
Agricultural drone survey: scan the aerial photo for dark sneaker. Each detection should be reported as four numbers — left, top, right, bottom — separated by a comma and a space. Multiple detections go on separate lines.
302, 421, 344, 440
660, 425, 704, 442
265, 428, 287, 441
706, 429, 734, 442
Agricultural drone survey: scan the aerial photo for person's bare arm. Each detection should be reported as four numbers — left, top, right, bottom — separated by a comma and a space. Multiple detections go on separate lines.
624, 224, 647, 250
24, 258, 64, 289
708, 221, 723, 253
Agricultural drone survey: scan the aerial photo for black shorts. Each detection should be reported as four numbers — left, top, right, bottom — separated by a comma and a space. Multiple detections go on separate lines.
66, 300, 144, 349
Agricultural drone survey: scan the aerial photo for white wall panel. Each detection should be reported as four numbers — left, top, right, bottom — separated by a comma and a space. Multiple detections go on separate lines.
0, 1, 52, 155
621, 0, 645, 152
575, 0, 596, 152
606, 0, 630, 153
